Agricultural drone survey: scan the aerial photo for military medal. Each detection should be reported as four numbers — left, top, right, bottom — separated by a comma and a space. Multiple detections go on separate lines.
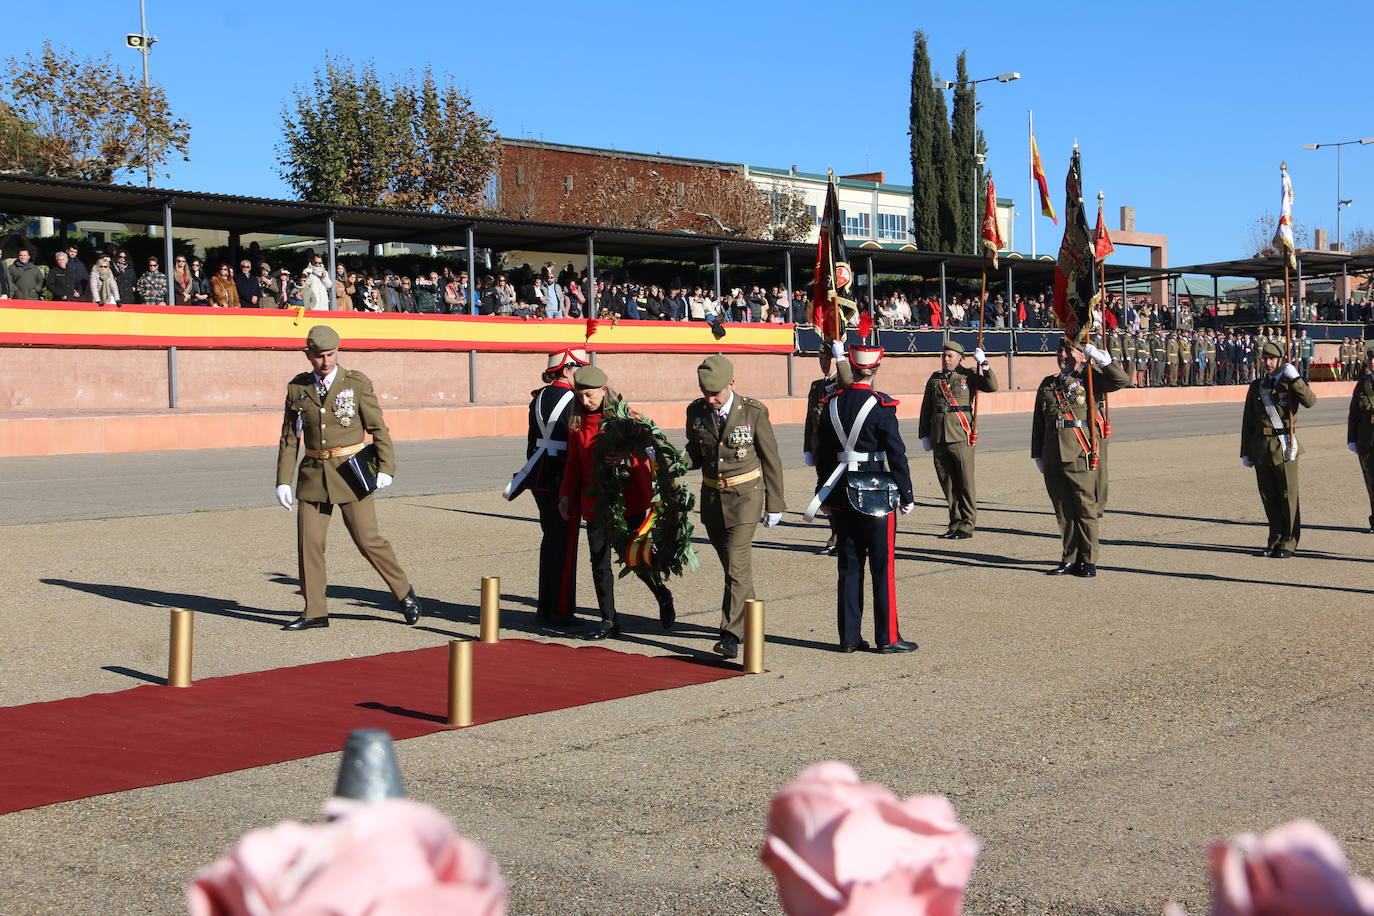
334, 388, 357, 427
735, 447, 747, 460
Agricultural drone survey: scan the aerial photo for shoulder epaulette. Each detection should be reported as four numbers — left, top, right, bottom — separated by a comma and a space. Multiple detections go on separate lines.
741, 396, 763, 409
874, 390, 899, 407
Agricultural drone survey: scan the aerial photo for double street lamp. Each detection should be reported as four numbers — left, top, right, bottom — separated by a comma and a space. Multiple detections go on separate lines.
1300, 137, 1374, 252
934, 71, 1020, 255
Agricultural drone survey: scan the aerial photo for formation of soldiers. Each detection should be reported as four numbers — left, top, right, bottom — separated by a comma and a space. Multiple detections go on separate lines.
1105, 327, 1319, 387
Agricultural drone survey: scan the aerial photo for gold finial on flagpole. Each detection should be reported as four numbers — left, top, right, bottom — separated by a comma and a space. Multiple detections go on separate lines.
1280, 161, 1288, 171
1097, 190, 1105, 202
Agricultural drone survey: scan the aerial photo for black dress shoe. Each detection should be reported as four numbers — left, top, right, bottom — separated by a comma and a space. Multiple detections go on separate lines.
878, 640, 919, 654
658, 593, 676, 631
937, 530, 957, 539
1259, 547, 1276, 557
950, 530, 973, 540
583, 620, 620, 640
1072, 563, 1097, 578
1047, 562, 1076, 576
713, 636, 739, 659
397, 587, 422, 625
839, 641, 870, 653
282, 616, 328, 631
1270, 549, 1293, 559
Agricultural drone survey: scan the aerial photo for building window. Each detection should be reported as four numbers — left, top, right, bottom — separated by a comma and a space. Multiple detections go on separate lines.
840, 209, 870, 238
515, 164, 525, 186
807, 205, 818, 225
564, 175, 574, 192
675, 181, 686, 198
876, 212, 908, 241
625, 176, 635, 190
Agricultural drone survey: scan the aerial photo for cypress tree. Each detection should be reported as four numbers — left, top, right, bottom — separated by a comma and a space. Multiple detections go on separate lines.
908, 32, 941, 251
931, 68, 960, 253
950, 51, 977, 255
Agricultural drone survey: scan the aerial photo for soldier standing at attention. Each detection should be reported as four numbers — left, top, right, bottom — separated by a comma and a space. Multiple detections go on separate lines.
685, 356, 786, 659
917, 340, 997, 539
504, 348, 590, 631
1031, 337, 1130, 578
809, 346, 917, 653
803, 343, 851, 556
1347, 344, 1374, 533
275, 325, 422, 630
1241, 341, 1317, 558
1150, 330, 1166, 387
1165, 332, 1180, 387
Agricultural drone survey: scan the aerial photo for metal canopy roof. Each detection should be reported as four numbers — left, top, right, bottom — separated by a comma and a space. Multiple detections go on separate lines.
0, 173, 1159, 282
1164, 251, 1374, 280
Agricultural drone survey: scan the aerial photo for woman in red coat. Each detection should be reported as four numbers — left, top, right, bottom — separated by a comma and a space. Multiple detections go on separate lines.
558, 366, 675, 639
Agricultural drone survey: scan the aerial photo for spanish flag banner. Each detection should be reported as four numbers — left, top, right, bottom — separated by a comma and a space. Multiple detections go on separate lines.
1031, 129, 1057, 224
810, 179, 857, 342
980, 175, 1004, 268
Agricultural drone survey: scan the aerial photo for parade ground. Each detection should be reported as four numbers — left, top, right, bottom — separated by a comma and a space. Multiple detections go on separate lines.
2, 399, 1372, 915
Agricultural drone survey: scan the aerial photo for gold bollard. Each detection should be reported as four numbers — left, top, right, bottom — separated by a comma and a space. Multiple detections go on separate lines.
479, 576, 500, 643
168, 609, 193, 687
447, 639, 473, 727
743, 599, 765, 674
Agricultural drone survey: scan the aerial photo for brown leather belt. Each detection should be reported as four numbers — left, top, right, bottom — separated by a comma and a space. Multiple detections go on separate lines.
702, 467, 761, 490
304, 442, 366, 460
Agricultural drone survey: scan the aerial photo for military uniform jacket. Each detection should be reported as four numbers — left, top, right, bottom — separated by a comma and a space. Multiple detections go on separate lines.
814, 384, 914, 509
1348, 375, 1374, 450
1031, 362, 1129, 465
685, 394, 785, 523
1150, 337, 1165, 362
1240, 374, 1317, 465
524, 381, 575, 493
804, 374, 840, 455
917, 366, 998, 447
276, 368, 396, 504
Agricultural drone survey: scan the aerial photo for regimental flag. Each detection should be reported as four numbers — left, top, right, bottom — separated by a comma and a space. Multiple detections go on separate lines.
1031, 129, 1057, 224
1052, 147, 1098, 342
981, 175, 1003, 268
811, 179, 857, 342
1273, 163, 1297, 270
1093, 196, 1115, 261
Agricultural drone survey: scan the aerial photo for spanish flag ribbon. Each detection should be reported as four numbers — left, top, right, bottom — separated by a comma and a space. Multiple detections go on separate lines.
625, 511, 657, 568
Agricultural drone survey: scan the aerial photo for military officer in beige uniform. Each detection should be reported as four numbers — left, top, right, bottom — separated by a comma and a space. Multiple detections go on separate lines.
685, 355, 786, 659
1348, 344, 1374, 532
1241, 340, 1317, 557
917, 340, 997, 538
275, 325, 422, 630
1031, 337, 1130, 577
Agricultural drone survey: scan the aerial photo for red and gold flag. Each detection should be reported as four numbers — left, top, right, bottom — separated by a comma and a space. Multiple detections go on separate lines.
980, 175, 1003, 268
1093, 197, 1115, 261
811, 180, 856, 342
1031, 130, 1057, 224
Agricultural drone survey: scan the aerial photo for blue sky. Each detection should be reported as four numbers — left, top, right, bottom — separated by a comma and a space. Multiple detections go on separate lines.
9, 0, 1372, 267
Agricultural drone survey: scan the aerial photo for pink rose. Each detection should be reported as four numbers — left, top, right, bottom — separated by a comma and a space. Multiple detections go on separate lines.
187, 798, 506, 916
761, 761, 981, 916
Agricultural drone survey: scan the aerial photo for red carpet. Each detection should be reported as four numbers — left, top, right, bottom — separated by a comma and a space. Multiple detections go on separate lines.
0, 639, 741, 815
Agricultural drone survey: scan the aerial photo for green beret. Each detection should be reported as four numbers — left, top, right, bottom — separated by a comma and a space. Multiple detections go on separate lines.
1260, 341, 1285, 359
573, 365, 608, 389
942, 340, 965, 355
696, 355, 734, 392
305, 324, 340, 353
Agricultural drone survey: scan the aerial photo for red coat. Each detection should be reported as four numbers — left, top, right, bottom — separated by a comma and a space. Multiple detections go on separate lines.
559, 409, 654, 522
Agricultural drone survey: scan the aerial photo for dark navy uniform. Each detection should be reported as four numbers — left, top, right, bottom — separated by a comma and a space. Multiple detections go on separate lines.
812, 381, 915, 651
517, 380, 578, 624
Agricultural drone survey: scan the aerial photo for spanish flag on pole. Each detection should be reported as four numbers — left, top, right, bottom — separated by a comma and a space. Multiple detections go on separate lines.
981, 175, 1003, 268
811, 178, 857, 342
1031, 128, 1057, 224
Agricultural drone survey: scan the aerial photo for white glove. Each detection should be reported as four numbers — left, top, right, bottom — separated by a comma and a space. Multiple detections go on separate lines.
831, 340, 845, 360
920, 437, 933, 452
763, 511, 782, 528
972, 347, 987, 365
803, 451, 815, 467
1241, 456, 1253, 468
899, 502, 914, 515
376, 472, 393, 489
1034, 458, 1045, 473
1280, 363, 1300, 381
275, 484, 293, 510
1348, 442, 1359, 453
1083, 343, 1112, 367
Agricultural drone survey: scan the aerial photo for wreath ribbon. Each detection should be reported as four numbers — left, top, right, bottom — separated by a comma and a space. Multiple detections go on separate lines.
625, 510, 657, 567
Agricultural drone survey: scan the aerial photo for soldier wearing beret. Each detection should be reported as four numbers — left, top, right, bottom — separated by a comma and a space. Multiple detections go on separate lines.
1348, 344, 1374, 533
1031, 336, 1130, 577
1241, 340, 1317, 557
918, 339, 998, 539
804, 342, 852, 556
504, 348, 590, 630
684, 355, 785, 659
808, 346, 917, 653
275, 325, 422, 630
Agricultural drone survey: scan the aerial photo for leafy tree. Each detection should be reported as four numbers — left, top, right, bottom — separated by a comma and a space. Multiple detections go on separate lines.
680, 169, 810, 239
578, 161, 676, 230
908, 32, 941, 251
278, 56, 499, 212
1, 41, 190, 182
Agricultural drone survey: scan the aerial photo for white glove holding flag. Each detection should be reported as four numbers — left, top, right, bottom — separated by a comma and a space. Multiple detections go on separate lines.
275, 484, 294, 510
920, 437, 933, 452
763, 512, 782, 528
377, 473, 393, 489
831, 340, 846, 361
803, 451, 815, 467
1083, 343, 1112, 367
972, 347, 987, 365
1280, 363, 1300, 381
899, 503, 915, 515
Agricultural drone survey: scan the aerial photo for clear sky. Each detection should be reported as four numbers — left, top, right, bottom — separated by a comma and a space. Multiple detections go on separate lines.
8, 0, 1372, 268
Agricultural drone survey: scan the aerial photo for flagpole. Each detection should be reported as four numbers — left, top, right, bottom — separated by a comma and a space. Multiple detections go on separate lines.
1097, 191, 1112, 439
1028, 110, 1037, 260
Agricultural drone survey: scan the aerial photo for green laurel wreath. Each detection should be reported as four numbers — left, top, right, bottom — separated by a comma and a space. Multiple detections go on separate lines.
586, 397, 698, 582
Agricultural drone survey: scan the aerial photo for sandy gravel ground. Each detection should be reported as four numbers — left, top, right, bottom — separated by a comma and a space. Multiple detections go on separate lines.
1, 412, 1371, 915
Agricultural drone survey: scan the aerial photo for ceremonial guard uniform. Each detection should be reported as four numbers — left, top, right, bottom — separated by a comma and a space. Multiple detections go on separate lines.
1031, 339, 1130, 577
685, 356, 785, 659
1241, 341, 1317, 557
803, 345, 851, 555
917, 340, 997, 538
274, 325, 421, 630
808, 346, 917, 653
505, 348, 590, 629
1347, 344, 1374, 532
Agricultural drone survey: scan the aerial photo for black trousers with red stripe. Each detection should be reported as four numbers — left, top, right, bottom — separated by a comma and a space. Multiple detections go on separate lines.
831, 507, 901, 647
533, 488, 578, 620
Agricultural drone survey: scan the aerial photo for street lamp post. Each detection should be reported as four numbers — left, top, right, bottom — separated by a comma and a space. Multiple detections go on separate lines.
934, 71, 1020, 255
125, 0, 157, 189
1300, 137, 1374, 252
